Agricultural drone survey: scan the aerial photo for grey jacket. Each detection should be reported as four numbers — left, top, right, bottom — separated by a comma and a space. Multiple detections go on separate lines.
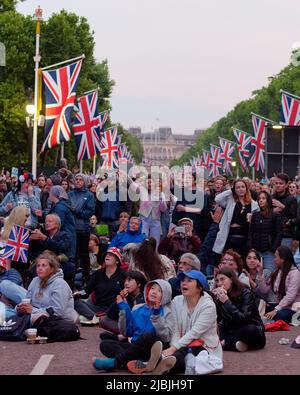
26, 269, 78, 323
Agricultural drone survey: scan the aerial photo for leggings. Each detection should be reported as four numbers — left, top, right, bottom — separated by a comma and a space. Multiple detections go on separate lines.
220, 324, 266, 351
100, 332, 166, 368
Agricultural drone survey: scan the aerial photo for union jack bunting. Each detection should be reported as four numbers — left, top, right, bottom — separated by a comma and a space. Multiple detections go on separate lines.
41, 60, 83, 152
73, 91, 101, 161
219, 137, 235, 174
233, 128, 252, 171
249, 115, 266, 173
209, 145, 223, 177
2, 225, 30, 263
280, 91, 300, 126
99, 110, 110, 132
201, 150, 210, 169
100, 127, 120, 169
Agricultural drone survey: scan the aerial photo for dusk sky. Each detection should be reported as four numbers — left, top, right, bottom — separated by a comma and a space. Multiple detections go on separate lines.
18, 0, 300, 135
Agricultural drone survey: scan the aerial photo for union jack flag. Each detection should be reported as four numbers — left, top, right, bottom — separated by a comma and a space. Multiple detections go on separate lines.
249, 115, 266, 173
201, 150, 210, 169
100, 127, 120, 169
2, 225, 30, 263
233, 128, 252, 171
219, 137, 235, 174
280, 92, 300, 126
73, 91, 101, 161
99, 110, 110, 132
118, 143, 129, 165
209, 145, 223, 177
41, 60, 82, 152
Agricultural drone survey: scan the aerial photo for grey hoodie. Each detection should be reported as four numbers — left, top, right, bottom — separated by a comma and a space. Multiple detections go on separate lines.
26, 269, 78, 323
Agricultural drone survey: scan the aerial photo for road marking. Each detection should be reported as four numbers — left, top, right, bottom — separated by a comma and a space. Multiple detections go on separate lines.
30, 354, 54, 375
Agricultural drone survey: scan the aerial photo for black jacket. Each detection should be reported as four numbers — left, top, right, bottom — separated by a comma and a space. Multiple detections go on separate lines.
216, 288, 263, 332
106, 292, 145, 320
249, 210, 282, 252
272, 192, 297, 238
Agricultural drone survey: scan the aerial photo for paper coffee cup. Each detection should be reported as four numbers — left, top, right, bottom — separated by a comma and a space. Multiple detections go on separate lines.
22, 298, 31, 304
27, 328, 37, 340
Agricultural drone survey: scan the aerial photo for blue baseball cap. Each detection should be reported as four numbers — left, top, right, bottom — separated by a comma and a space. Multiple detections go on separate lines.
178, 270, 209, 291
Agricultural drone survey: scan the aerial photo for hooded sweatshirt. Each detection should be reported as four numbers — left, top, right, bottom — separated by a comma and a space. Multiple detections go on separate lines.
26, 269, 78, 323
118, 279, 173, 343
109, 221, 146, 249
68, 186, 95, 232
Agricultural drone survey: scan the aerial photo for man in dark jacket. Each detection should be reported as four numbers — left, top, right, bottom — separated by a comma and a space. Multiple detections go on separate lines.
272, 173, 297, 249
69, 174, 95, 284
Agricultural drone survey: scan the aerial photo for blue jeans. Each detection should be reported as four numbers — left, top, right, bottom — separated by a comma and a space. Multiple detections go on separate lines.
266, 304, 295, 324
260, 251, 275, 272
141, 215, 162, 247
294, 248, 300, 270
0, 280, 27, 320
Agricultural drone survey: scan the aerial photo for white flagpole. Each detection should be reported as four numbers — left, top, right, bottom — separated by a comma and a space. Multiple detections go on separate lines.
252, 167, 255, 182
32, 6, 43, 180
251, 112, 276, 125
280, 89, 300, 101
60, 142, 64, 161
93, 156, 96, 174
80, 160, 83, 173
41, 54, 85, 71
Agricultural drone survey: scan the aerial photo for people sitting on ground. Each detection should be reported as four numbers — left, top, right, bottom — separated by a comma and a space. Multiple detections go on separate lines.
0, 172, 41, 229
169, 253, 209, 298
0, 251, 78, 324
216, 249, 250, 288
158, 217, 201, 264
256, 246, 300, 323
248, 191, 282, 272
93, 279, 173, 372
130, 237, 176, 281
29, 214, 75, 290
213, 179, 259, 258
109, 216, 145, 250
0, 257, 23, 286
73, 247, 126, 325
99, 270, 147, 335
110, 211, 130, 239
127, 270, 222, 375
212, 268, 266, 352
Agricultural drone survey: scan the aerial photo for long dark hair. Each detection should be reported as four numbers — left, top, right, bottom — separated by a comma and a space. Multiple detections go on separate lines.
257, 191, 273, 217
245, 249, 261, 272
217, 268, 246, 299
270, 246, 297, 300
134, 237, 167, 280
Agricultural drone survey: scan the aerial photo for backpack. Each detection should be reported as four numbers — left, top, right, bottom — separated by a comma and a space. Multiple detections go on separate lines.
0, 314, 30, 341
33, 314, 80, 342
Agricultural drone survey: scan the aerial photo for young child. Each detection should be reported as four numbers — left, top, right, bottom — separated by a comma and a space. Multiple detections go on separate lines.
93, 279, 173, 371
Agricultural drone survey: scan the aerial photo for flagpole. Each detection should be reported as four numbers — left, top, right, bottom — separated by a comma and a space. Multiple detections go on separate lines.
41, 54, 85, 71
93, 156, 96, 174
251, 112, 276, 125
280, 89, 300, 101
60, 142, 64, 161
32, 6, 43, 180
252, 167, 255, 182
80, 160, 83, 173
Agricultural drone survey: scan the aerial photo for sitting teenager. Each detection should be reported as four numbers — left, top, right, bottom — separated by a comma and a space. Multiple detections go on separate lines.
130, 237, 176, 281
213, 268, 266, 352
127, 270, 222, 375
256, 246, 300, 323
93, 279, 173, 372
74, 247, 126, 325
0, 251, 78, 324
109, 216, 145, 249
217, 249, 250, 287
158, 217, 201, 264
169, 253, 209, 298
99, 270, 147, 335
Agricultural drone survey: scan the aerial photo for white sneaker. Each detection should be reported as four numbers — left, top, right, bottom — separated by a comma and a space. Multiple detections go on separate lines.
79, 315, 99, 326
235, 341, 248, 352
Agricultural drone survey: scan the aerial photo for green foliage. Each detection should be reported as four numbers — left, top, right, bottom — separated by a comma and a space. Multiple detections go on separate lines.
172, 63, 300, 175
116, 123, 144, 164
0, 6, 144, 172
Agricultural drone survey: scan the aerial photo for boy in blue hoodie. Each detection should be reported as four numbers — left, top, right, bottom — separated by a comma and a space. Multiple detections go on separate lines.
93, 279, 173, 371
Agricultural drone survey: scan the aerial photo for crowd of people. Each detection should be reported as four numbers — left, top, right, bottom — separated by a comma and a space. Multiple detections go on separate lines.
0, 167, 300, 375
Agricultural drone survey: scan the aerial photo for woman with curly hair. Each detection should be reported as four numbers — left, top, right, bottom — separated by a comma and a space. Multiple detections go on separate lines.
217, 249, 250, 287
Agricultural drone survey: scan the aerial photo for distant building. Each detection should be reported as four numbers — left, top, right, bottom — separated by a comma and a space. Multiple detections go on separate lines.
128, 126, 205, 166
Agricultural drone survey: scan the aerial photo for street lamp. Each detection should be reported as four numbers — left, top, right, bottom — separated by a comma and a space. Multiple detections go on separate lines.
26, 104, 35, 116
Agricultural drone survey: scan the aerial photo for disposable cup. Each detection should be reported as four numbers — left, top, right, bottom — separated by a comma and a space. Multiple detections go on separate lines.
21, 298, 31, 305
26, 328, 37, 340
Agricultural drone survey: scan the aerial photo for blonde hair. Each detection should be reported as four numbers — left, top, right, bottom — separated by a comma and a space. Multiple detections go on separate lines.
2, 206, 30, 241
36, 250, 60, 289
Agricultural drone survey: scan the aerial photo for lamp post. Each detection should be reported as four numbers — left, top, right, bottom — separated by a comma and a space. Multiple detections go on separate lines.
32, 6, 43, 179
26, 104, 35, 170
231, 161, 239, 179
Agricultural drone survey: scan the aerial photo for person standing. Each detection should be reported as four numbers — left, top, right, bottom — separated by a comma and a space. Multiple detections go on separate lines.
69, 174, 95, 284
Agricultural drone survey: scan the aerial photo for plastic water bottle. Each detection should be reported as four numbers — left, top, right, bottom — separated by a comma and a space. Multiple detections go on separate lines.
0, 301, 6, 325
184, 348, 195, 375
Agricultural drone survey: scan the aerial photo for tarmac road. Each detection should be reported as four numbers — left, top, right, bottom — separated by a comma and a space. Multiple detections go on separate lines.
1, 326, 300, 375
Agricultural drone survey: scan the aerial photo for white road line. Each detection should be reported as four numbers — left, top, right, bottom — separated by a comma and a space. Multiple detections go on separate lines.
30, 354, 54, 375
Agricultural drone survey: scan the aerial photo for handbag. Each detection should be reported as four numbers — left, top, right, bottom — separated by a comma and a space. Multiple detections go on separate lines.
33, 314, 80, 342
0, 314, 30, 341
195, 350, 223, 375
